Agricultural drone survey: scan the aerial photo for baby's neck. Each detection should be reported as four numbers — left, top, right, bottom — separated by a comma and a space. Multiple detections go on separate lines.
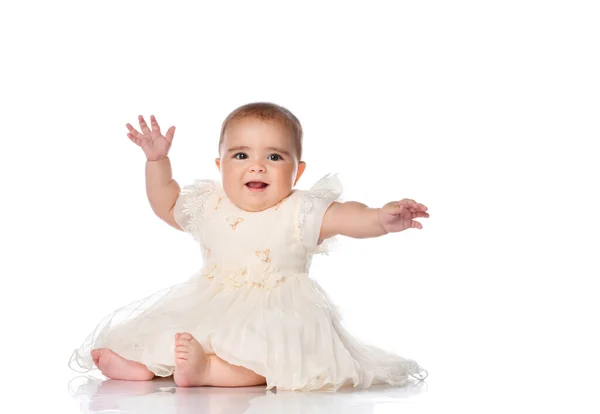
226, 190, 296, 213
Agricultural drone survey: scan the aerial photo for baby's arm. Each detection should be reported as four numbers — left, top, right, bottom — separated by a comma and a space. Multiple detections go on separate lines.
320, 198, 429, 241
126, 115, 182, 231
319, 202, 385, 241
146, 157, 182, 231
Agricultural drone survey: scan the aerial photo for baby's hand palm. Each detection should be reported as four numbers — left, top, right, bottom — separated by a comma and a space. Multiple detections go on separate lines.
126, 115, 175, 161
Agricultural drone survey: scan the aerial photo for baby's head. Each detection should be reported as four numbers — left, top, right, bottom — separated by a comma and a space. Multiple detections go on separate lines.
215, 102, 306, 212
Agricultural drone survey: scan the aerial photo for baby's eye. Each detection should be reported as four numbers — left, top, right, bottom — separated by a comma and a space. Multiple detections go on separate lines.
234, 153, 248, 160
268, 154, 282, 161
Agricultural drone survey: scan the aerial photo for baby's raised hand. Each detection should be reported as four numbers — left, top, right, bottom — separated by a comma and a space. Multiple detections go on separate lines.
378, 199, 430, 233
126, 115, 176, 161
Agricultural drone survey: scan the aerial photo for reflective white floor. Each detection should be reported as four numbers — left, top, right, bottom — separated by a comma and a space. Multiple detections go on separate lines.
66, 375, 428, 414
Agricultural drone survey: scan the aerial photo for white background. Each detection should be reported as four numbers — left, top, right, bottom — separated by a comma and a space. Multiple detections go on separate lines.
1, 0, 598, 412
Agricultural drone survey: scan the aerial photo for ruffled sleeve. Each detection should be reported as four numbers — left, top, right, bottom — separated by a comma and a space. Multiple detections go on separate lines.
173, 179, 217, 233
297, 173, 343, 252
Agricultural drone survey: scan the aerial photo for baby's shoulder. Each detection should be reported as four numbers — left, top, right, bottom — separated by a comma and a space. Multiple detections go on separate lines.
174, 178, 222, 233
296, 174, 343, 211
180, 178, 220, 198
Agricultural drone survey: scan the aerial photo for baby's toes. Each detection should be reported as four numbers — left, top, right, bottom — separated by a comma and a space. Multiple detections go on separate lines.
91, 349, 102, 366
176, 332, 193, 341
175, 341, 190, 361
175, 350, 188, 362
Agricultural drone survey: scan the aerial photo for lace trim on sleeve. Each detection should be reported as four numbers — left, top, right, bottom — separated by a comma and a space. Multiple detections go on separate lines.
178, 179, 216, 232
297, 173, 343, 255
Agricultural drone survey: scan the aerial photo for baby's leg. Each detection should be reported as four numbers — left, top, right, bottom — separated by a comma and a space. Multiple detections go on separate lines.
91, 349, 155, 381
174, 332, 266, 387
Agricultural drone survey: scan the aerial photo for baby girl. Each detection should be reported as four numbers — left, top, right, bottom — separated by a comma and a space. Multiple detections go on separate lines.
69, 102, 430, 391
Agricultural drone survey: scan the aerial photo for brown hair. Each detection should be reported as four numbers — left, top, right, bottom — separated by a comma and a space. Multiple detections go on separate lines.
219, 102, 303, 160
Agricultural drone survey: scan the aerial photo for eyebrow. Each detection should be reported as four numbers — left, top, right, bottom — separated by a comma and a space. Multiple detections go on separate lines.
227, 146, 292, 157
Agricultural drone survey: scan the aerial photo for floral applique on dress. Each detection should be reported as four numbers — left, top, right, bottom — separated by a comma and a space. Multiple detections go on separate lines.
226, 216, 244, 230
214, 196, 223, 210
245, 261, 284, 290
255, 249, 271, 263
202, 264, 217, 280
224, 269, 246, 289
202, 244, 211, 258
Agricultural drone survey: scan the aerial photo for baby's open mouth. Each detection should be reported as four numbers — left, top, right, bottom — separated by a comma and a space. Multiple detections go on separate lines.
246, 181, 269, 189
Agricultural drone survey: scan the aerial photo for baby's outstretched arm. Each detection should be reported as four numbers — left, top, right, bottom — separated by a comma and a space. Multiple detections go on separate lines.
319, 199, 429, 241
126, 115, 182, 231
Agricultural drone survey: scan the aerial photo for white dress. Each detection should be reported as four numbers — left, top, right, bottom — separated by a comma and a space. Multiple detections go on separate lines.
69, 174, 428, 391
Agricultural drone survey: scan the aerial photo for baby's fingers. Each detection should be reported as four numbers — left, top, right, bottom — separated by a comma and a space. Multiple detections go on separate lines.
150, 115, 161, 136
126, 123, 144, 144
411, 221, 424, 229
127, 132, 142, 146
400, 199, 428, 212
138, 115, 152, 136
398, 199, 420, 210
164, 125, 176, 144
125, 123, 142, 136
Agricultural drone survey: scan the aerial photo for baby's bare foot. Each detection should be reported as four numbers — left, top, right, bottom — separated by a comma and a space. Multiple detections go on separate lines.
91, 348, 154, 381
173, 333, 210, 387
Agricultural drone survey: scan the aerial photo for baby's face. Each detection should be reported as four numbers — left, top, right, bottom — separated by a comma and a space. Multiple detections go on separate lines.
216, 117, 305, 212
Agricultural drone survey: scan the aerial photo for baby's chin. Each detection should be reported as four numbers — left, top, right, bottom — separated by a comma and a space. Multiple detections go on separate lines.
228, 187, 292, 212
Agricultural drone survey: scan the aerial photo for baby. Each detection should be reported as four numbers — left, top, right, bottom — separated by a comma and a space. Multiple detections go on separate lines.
71, 102, 430, 391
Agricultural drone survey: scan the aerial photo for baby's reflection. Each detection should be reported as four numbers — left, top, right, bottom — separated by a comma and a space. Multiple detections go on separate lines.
68, 375, 427, 414
68, 375, 262, 413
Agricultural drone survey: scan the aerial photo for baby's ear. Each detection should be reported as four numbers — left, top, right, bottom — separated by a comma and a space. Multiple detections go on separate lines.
294, 161, 306, 185
215, 158, 221, 171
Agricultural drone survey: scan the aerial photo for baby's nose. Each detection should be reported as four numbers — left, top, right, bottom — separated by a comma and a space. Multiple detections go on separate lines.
249, 163, 266, 172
